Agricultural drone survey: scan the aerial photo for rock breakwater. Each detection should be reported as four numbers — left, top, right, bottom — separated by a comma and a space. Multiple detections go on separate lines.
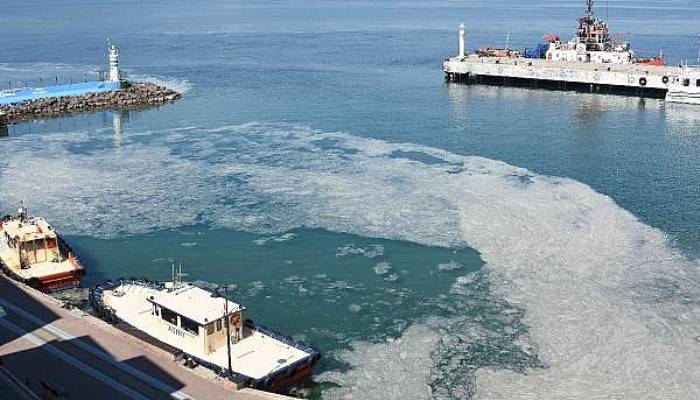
0, 81, 181, 123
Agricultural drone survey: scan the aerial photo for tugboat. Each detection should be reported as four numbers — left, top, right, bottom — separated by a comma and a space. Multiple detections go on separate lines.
89, 265, 320, 392
0, 203, 84, 292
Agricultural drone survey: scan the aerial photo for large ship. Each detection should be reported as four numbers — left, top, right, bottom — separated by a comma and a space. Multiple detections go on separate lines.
443, 0, 700, 104
0, 204, 85, 292
89, 268, 321, 392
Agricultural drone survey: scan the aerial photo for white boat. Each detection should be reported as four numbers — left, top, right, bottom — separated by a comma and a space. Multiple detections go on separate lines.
666, 67, 700, 104
0, 204, 84, 292
89, 271, 320, 392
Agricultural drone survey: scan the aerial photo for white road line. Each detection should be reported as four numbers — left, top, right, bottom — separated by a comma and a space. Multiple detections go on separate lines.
0, 298, 193, 400
0, 318, 152, 400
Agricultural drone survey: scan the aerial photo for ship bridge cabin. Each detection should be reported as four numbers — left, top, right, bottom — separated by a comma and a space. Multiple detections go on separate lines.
147, 283, 245, 356
0, 214, 83, 292
1, 217, 63, 267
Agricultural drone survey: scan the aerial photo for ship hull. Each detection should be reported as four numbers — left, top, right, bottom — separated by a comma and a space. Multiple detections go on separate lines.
0, 259, 83, 293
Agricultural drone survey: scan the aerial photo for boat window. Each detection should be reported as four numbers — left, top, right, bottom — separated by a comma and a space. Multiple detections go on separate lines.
160, 307, 178, 326
683, 79, 690, 87
696, 79, 700, 87
206, 323, 215, 335
180, 316, 200, 336
216, 319, 222, 331
22, 239, 47, 264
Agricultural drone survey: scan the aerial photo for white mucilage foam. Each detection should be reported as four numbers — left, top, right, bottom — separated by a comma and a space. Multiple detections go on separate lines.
317, 321, 442, 400
129, 74, 193, 94
0, 123, 698, 398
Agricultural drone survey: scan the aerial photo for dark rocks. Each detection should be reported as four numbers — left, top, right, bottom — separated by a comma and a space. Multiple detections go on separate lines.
0, 81, 182, 123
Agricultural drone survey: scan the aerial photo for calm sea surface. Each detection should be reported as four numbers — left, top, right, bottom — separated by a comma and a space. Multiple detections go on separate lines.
1, 1, 699, 398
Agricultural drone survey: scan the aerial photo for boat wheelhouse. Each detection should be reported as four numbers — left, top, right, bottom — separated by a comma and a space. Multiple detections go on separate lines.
90, 276, 320, 392
0, 206, 84, 292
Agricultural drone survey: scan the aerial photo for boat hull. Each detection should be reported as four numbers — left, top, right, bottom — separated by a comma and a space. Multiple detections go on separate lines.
0, 260, 83, 293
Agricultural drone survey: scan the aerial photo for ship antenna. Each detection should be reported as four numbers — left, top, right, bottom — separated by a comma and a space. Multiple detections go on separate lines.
587, 0, 594, 18
171, 261, 183, 289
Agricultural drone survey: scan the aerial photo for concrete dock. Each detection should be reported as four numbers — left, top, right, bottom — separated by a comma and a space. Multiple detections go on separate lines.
0, 276, 292, 400
443, 55, 700, 102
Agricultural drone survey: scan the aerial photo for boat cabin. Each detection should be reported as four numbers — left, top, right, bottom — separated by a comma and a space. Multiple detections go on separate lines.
146, 283, 245, 356
0, 216, 79, 271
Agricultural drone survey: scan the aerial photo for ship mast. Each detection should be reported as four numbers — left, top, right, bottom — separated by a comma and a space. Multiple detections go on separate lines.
586, 0, 594, 18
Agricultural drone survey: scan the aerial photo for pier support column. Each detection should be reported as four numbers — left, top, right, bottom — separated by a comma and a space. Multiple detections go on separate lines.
0, 112, 8, 136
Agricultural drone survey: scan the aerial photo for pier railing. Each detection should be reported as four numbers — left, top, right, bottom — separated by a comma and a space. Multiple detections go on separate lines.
4, 71, 128, 90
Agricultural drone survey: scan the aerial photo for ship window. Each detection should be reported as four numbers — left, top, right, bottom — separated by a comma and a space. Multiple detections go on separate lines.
180, 316, 200, 336
696, 79, 700, 87
206, 323, 215, 335
683, 79, 690, 87
216, 319, 222, 331
161, 307, 178, 325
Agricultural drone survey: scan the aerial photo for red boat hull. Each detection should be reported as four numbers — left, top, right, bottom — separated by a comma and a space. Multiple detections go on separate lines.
29, 270, 83, 292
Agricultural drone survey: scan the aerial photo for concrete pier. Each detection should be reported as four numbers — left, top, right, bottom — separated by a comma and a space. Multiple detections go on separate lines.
443, 55, 700, 103
0, 276, 292, 400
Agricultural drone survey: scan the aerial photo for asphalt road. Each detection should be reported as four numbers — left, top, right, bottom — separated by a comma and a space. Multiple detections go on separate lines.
0, 287, 194, 400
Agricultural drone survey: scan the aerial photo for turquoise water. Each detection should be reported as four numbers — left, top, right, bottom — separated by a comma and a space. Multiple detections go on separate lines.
1, 1, 700, 398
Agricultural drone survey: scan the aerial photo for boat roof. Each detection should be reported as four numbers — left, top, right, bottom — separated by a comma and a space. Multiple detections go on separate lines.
147, 283, 243, 326
1, 217, 58, 241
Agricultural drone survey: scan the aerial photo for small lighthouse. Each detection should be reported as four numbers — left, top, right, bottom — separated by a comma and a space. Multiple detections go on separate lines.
108, 44, 121, 82
458, 23, 466, 59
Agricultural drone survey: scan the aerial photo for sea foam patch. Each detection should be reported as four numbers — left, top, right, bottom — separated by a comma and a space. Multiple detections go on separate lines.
0, 123, 698, 398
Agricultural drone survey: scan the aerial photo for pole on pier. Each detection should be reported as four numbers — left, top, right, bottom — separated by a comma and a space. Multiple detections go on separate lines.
458, 23, 466, 59
223, 285, 233, 379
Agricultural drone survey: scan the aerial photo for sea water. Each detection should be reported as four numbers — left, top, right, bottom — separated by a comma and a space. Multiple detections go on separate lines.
1, 1, 699, 398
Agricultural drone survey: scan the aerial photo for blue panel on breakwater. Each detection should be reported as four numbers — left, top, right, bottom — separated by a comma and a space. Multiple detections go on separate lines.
0, 81, 122, 106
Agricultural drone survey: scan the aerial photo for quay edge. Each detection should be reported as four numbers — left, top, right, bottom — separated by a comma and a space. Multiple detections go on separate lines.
0, 275, 297, 400
442, 55, 694, 100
